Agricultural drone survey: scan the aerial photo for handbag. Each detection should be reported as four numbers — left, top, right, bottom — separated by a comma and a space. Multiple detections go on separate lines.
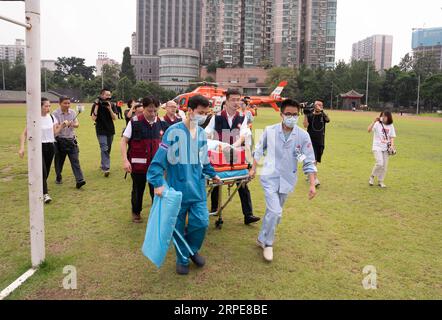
379, 122, 397, 156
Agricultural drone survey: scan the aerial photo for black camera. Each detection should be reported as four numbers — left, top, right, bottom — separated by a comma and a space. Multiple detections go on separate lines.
302, 103, 315, 115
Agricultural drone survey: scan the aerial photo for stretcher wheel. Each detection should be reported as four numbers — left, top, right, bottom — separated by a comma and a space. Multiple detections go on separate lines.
215, 219, 224, 230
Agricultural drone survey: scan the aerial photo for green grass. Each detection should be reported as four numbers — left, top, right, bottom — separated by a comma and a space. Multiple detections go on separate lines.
0, 104, 441, 300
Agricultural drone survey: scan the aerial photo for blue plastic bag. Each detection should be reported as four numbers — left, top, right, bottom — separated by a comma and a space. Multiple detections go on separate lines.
142, 186, 184, 268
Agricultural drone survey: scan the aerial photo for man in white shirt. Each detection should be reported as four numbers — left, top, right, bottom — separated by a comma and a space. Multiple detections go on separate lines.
205, 89, 259, 225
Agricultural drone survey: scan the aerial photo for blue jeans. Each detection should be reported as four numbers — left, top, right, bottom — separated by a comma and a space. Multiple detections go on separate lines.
97, 135, 114, 171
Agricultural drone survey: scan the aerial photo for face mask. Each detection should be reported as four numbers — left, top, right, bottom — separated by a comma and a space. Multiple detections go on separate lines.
191, 114, 207, 126
283, 116, 299, 128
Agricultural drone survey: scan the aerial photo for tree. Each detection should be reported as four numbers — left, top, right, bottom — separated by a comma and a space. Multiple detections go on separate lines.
265, 67, 298, 98
399, 53, 414, 72
217, 60, 227, 69
120, 47, 136, 83
421, 74, 442, 109
207, 62, 217, 74
116, 76, 133, 101
102, 64, 120, 91
55, 57, 95, 81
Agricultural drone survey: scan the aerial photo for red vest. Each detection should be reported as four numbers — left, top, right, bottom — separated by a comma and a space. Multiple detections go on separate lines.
128, 115, 169, 174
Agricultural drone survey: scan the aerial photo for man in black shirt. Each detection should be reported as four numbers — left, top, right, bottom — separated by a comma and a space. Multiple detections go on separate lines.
303, 99, 330, 187
91, 89, 118, 177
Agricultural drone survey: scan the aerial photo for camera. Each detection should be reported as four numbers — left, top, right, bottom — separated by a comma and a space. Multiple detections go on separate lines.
302, 103, 315, 116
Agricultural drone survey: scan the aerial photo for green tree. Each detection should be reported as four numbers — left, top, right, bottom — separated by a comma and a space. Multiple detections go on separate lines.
101, 63, 120, 91
120, 47, 136, 83
421, 73, 442, 109
116, 76, 133, 101
265, 67, 298, 98
55, 57, 95, 80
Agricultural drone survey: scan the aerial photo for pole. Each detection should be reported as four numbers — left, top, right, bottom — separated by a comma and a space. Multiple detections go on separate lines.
25, 0, 45, 268
1, 60, 5, 91
365, 59, 370, 106
44, 68, 47, 93
330, 81, 333, 109
417, 74, 421, 115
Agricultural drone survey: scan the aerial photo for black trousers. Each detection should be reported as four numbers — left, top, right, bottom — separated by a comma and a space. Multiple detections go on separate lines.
131, 173, 154, 215
54, 138, 85, 183
211, 184, 253, 216
42, 143, 55, 195
116, 107, 123, 119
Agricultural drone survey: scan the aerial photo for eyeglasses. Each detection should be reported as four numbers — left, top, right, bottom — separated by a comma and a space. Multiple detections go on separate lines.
282, 113, 299, 117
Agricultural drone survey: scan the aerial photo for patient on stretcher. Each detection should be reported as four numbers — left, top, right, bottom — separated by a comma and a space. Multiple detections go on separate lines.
207, 139, 249, 173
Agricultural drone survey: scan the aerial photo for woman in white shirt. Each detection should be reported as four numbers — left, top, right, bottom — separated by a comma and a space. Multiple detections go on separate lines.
19, 98, 62, 203
367, 111, 397, 188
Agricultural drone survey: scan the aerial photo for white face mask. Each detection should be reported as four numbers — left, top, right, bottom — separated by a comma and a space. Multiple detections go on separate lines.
191, 113, 207, 126
283, 116, 299, 128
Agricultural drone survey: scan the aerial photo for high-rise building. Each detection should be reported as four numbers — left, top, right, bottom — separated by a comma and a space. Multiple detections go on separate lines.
136, 0, 202, 55
412, 27, 442, 71
352, 35, 393, 72
131, 32, 138, 55
96, 52, 120, 76
0, 39, 25, 63
201, 0, 337, 69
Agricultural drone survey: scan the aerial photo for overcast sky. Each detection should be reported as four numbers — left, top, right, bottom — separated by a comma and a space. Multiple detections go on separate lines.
1, 0, 442, 67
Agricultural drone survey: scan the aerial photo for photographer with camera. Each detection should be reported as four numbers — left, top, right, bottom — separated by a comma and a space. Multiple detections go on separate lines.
303, 99, 330, 187
368, 111, 397, 188
124, 99, 144, 125
91, 89, 118, 177
53, 96, 86, 189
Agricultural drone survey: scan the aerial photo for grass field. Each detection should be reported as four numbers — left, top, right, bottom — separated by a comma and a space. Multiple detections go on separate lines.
0, 104, 441, 300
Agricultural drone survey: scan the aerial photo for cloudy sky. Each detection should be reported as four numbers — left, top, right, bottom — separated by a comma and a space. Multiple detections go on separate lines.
1, 0, 441, 67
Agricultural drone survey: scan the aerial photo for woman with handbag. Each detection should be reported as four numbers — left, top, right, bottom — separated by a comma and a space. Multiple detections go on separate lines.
368, 110, 397, 188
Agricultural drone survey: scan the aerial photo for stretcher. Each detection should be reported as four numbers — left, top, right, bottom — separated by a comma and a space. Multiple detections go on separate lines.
206, 168, 251, 230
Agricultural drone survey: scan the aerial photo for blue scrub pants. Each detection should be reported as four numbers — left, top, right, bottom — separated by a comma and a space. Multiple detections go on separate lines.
173, 201, 209, 266
258, 191, 289, 247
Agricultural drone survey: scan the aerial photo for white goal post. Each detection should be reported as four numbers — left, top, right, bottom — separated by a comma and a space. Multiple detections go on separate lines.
0, 0, 45, 300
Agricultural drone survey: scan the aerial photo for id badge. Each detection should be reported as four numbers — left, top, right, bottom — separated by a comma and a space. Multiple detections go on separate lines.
297, 153, 306, 163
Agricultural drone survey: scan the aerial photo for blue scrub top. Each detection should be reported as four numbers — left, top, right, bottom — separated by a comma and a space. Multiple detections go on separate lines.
147, 122, 217, 204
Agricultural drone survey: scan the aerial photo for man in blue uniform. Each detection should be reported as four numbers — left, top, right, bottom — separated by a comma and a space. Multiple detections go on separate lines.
147, 95, 221, 275
250, 99, 317, 262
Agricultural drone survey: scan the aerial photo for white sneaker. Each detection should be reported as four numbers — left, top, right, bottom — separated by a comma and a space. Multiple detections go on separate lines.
256, 239, 265, 249
43, 194, 52, 204
378, 182, 387, 188
369, 176, 375, 186
263, 246, 273, 262
315, 178, 321, 187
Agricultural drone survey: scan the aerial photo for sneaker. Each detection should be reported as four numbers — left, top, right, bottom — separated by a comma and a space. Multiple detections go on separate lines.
43, 194, 52, 204
369, 176, 375, 186
256, 239, 265, 249
244, 215, 261, 225
76, 181, 86, 189
104, 171, 110, 178
315, 178, 321, 188
55, 178, 63, 185
190, 253, 206, 268
176, 264, 190, 275
378, 182, 387, 188
263, 246, 273, 262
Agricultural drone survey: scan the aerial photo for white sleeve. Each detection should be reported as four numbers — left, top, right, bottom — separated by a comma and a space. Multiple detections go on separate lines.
390, 125, 397, 138
205, 116, 216, 137
123, 122, 132, 139
52, 114, 59, 125
240, 116, 249, 136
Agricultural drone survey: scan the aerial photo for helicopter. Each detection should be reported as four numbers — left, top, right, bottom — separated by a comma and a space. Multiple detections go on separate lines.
172, 81, 288, 113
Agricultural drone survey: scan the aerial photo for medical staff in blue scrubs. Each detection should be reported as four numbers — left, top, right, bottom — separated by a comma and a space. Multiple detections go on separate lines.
147, 95, 221, 275
249, 99, 317, 262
